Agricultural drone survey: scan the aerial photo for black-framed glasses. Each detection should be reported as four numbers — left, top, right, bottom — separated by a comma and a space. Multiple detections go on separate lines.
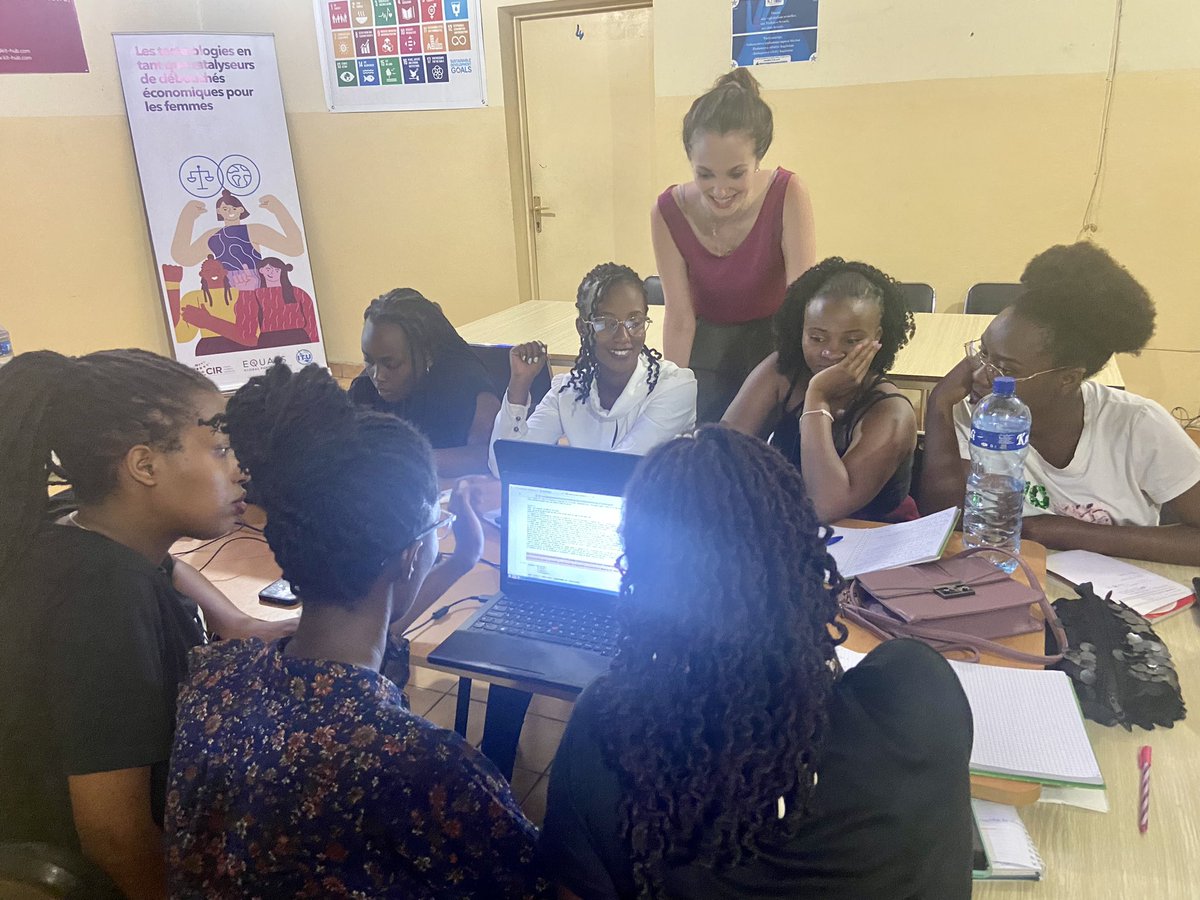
587, 314, 651, 335
964, 339, 1073, 384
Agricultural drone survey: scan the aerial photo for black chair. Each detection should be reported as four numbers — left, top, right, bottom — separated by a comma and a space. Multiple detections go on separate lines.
0, 842, 122, 899
964, 282, 1024, 315
897, 282, 936, 314
470, 343, 553, 407
643, 275, 665, 306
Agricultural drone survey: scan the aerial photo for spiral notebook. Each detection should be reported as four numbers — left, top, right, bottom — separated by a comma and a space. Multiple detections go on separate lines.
972, 800, 1044, 880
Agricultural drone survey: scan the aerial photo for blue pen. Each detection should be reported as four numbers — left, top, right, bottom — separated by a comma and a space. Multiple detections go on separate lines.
826, 534, 843, 546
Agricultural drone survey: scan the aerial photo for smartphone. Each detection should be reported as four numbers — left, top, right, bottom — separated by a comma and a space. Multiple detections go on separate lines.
258, 577, 300, 607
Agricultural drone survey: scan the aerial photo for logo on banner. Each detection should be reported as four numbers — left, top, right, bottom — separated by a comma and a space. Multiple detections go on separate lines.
328, 1, 351, 29
217, 155, 261, 195
449, 56, 472, 75
356, 58, 380, 85
349, 0, 373, 27
401, 55, 425, 83
332, 29, 354, 59
376, 27, 398, 55
296, 349, 314, 365
422, 24, 446, 53
425, 54, 448, 83
446, 0, 468, 21
379, 56, 402, 84
373, 0, 397, 26
398, 0, 418, 23
398, 26, 420, 54
445, 21, 471, 50
178, 155, 221, 198
423, 1, 444, 22
354, 28, 376, 56
335, 59, 358, 85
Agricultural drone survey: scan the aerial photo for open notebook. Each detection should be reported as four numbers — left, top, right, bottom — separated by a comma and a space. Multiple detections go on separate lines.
1047, 550, 1195, 621
973, 800, 1044, 880
836, 647, 1104, 788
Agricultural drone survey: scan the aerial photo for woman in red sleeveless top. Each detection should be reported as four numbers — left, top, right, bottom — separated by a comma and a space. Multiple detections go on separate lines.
651, 68, 816, 422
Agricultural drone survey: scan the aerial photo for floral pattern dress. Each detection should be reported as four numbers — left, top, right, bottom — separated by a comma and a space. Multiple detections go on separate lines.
165, 638, 549, 899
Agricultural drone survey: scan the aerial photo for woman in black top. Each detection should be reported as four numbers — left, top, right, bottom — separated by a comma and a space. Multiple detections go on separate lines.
0, 349, 291, 900
349, 288, 501, 476
723, 258, 918, 521
539, 427, 973, 900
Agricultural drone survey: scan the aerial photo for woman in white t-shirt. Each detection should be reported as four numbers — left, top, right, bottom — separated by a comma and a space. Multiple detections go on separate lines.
488, 262, 697, 475
920, 242, 1200, 565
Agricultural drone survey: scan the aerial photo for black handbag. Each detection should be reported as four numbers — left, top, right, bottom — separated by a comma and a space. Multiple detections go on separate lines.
1048, 583, 1186, 730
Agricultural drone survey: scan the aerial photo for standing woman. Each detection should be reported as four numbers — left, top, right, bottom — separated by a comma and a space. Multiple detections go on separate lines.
652, 68, 816, 422
0, 349, 290, 900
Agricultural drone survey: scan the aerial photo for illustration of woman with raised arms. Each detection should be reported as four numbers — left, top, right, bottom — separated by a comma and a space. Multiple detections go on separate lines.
170, 189, 304, 273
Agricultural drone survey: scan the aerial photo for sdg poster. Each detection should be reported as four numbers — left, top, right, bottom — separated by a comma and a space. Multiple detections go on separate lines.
114, 32, 327, 391
313, 0, 487, 112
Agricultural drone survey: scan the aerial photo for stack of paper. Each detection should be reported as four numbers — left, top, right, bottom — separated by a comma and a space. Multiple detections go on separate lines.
825, 506, 959, 578
973, 800, 1044, 880
1047, 550, 1195, 621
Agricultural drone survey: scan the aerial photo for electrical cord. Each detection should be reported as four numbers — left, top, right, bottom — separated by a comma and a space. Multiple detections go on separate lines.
172, 524, 255, 556
195, 535, 269, 573
402, 595, 487, 638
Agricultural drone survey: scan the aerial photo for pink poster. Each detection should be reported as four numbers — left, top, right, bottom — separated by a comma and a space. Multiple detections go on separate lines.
0, 0, 88, 74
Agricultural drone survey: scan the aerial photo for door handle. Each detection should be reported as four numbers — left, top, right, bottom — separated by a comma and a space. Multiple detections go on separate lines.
532, 195, 556, 233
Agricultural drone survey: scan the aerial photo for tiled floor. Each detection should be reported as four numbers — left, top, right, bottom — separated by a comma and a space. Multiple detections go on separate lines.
409, 666, 568, 826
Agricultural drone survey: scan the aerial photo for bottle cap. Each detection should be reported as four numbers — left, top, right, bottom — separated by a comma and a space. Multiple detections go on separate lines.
992, 376, 1016, 396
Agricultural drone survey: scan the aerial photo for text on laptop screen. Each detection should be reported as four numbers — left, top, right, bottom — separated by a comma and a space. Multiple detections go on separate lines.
505, 483, 624, 595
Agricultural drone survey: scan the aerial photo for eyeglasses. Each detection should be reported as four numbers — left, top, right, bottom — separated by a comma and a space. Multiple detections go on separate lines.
587, 314, 651, 335
963, 339, 1073, 384
412, 511, 455, 545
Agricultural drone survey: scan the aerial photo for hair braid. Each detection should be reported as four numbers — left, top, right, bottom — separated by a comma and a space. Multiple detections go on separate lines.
0, 349, 216, 579
363, 288, 473, 374
563, 262, 653, 404
225, 361, 438, 607
591, 426, 846, 898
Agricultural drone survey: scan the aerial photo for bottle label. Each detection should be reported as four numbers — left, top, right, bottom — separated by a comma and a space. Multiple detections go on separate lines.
0, 340, 10, 356
970, 427, 1029, 451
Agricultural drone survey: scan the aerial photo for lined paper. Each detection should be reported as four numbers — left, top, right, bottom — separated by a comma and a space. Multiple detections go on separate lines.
973, 800, 1044, 879
950, 660, 1103, 786
826, 506, 958, 578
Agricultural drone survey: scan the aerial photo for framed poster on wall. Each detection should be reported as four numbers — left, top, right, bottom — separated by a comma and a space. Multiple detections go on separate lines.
313, 0, 487, 112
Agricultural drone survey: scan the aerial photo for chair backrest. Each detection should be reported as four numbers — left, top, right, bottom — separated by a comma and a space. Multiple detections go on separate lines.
965, 282, 1024, 315
643, 275, 664, 306
897, 282, 936, 314
470, 344, 553, 406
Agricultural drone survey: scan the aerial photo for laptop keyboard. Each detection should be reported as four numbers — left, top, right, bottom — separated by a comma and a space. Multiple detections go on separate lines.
472, 597, 619, 657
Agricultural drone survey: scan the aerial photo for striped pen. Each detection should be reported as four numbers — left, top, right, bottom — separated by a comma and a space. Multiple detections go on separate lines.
1137, 745, 1152, 835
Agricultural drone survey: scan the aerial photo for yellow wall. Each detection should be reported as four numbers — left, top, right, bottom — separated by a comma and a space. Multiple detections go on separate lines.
1, 0, 1197, 415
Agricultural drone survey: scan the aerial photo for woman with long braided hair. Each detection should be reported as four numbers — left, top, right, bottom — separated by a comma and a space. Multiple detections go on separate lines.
489, 262, 696, 475
0, 348, 291, 899
539, 427, 973, 900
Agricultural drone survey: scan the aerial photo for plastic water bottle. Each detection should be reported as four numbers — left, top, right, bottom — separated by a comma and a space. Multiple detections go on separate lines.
963, 376, 1031, 573
0, 326, 11, 368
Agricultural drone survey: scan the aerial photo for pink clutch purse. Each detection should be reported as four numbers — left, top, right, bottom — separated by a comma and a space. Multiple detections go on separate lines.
840, 547, 1068, 665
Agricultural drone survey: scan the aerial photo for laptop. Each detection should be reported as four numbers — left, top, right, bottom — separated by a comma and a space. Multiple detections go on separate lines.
427, 440, 640, 693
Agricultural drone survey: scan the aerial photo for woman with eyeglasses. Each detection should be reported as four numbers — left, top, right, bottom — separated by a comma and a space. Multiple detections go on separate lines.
920, 242, 1200, 565
723, 258, 918, 523
166, 362, 547, 898
489, 263, 697, 474
480, 263, 696, 780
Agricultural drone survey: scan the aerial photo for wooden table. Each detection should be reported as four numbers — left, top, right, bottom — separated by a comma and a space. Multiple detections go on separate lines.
457, 302, 1126, 394
197, 512, 1196, 898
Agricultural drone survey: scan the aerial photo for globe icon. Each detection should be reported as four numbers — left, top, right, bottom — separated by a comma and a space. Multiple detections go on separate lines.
225, 164, 254, 190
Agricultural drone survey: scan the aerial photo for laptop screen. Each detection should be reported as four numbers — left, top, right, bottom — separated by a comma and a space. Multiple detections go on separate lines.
504, 482, 624, 596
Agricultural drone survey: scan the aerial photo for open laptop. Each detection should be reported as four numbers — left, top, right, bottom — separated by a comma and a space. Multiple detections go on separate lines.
427, 440, 640, 693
